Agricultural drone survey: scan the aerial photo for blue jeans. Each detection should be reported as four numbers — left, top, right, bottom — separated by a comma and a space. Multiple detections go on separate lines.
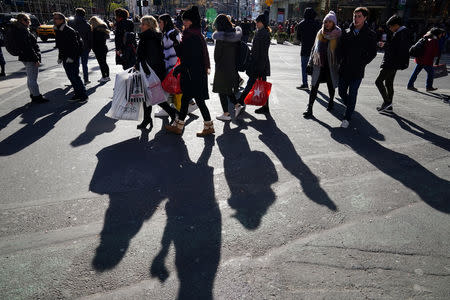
407, 64, 434, 89
301, 56, 309, 86
63, 59, 87, 97
79, 49, 90, 82
338, 77, 362, 121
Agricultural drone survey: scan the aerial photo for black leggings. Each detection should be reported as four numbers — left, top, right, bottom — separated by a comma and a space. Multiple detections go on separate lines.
179, 94, 211, 121
95, 51, 109, 78
219, 93, 239, 113
308, 68, 334, 107
142, 101, 177, 119
375, 68, 397, 104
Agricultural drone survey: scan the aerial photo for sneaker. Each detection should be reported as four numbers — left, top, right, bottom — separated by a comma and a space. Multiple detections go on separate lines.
340, 120, 349, 128
376, 102, 392, 112
216, 113, 232, 121
235, 104, 245, 118
154, 109, 169, 117
188, 102, 198, 113
296, 84, 309, 90
84, 80, 91, 85
98, 77, 111, 83
407, 86, 418, 91
426, 87, 438, 92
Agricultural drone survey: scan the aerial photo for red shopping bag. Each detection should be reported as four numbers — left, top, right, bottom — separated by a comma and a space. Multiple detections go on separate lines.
244, 78, 272, 106
162, 59, 182, 94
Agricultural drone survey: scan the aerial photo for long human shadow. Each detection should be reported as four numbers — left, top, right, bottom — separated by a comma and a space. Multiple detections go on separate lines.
71, 102, 117, 147
216, 121, 278, 229
313, 114, 450, 213
91, 130, 221, 299
245, 113, 337, 211
150, 136, 221, 299
0, 87, 84, 156
0, 103, 29, 131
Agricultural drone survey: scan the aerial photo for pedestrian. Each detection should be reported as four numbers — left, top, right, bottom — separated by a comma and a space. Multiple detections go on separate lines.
135, 15, 178, 130
212, 14, 244, 121
114, 8, 135, 70
69, 8, 92, 85
238, 11, 271, 114
435, 29, 447, 64
303, 11, 341, 118
407, 28, 444, 92
53, 12, 88, 103
241, 18, 252, 44
296, 7, 321, 90
89, 16, 110, 83
375, 15, 410, 112
337, 7, 377, 128
0, 25, 5, 77
165, 6, 214, 136
11, 13, 48, 103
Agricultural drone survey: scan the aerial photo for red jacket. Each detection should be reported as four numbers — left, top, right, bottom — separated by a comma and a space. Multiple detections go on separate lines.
415, 38, 439, 66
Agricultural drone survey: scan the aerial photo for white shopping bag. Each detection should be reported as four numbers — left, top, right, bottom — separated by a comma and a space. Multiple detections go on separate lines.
139, 63, 168, 106
107, 68, 143, 121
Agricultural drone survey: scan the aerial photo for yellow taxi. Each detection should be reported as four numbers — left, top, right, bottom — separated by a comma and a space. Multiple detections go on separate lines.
36, 20, 55, 42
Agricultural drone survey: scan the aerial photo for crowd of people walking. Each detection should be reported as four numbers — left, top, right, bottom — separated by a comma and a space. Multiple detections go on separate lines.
0, 5, 447, 133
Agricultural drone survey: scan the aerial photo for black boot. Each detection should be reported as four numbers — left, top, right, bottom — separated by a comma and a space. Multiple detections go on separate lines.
137, 104, 153, 129
303, 105, 313, 118
31, 94, 49, 103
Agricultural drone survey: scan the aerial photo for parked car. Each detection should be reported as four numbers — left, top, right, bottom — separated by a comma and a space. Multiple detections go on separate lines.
36, 20, 55, 42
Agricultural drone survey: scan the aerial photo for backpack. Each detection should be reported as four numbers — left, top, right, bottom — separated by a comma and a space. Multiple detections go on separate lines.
409, 38, 426, 58
237, 41, 251, 72
4, 24, 22, 56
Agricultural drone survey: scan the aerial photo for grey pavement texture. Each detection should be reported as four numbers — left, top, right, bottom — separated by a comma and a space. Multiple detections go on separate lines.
0, 39, 449, 300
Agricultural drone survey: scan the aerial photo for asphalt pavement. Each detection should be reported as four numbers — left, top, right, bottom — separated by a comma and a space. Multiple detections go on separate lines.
0, 38, 449, 299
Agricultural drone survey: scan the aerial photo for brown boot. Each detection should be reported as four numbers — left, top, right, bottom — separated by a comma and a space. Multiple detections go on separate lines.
165, 118, 185, 135
196, 121, 215, 137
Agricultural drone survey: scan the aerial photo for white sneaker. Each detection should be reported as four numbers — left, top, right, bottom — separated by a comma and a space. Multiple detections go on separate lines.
154, 109, 169, 117
341, 120, 350, 128
235, 104, 245, 118
216, 113, 232, 121
188, 103, 198, 113
99, 77, 110, 82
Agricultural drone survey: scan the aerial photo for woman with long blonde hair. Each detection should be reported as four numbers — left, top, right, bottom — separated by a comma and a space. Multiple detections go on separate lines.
90, 16, 110, 82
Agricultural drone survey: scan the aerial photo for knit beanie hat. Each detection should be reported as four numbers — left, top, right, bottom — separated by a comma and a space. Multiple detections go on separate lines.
183, 6, 201, 27
323, 11, 337, 25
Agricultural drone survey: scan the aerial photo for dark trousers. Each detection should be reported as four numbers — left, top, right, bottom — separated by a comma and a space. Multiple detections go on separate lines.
142, 101, 177, 120
240, 75, 267, 107
375, 68, 397, 104
219, 93, 239, 113
79, 49, 90, 82
408, 64, 434, 89
179, 94, 211, 121
95, 51, 109, 78
308, 68, 335, 108
63, 60, 87, 97
338, 76, 362, 121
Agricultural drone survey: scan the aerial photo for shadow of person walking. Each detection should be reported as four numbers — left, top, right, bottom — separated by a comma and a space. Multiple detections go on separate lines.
216, 122, 278, 230
150, 137, 221, 300
245, 114, 337, 211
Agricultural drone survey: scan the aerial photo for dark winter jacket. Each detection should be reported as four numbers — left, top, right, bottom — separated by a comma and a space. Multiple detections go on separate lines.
338, 22, 377, 79
212, 26, 242, 95
381, 26, 410, 70
54, 23, 81, 61
69, 15, 92, 52
416, 37, 439, 66
174, 27, 210, 100
247, 26, 271, 77
114, 18, 134, 52
92, 24, 109, 55
296, 8, 321, 56
136, 29, 166, 81
13, 22, 41, 63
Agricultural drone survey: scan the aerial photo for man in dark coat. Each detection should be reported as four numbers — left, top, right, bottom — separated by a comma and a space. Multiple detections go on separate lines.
54, 12, 88, 103
296, 7, 321, 89
338, 7, 377, 128
375, 15, 410, 112
114, 8, 134, 68
68, 8, 92, 85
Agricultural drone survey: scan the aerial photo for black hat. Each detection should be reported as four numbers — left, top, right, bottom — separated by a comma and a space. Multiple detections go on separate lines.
183, 6, 201, 27
256, 12, 268, 27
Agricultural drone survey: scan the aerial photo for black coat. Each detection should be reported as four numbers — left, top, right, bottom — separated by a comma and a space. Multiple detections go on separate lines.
296, 18, 321, 56
55, 24, 80, 61
92, 25, 109, 55
380, 26, 410, 70
247, 27, 271, 77
175, 28, 210, 100
13, 22, 41, 63
338, 23, 377, 79
69, 16, 92, 51
136, 29, 166, 81
114, 19, 134, 52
